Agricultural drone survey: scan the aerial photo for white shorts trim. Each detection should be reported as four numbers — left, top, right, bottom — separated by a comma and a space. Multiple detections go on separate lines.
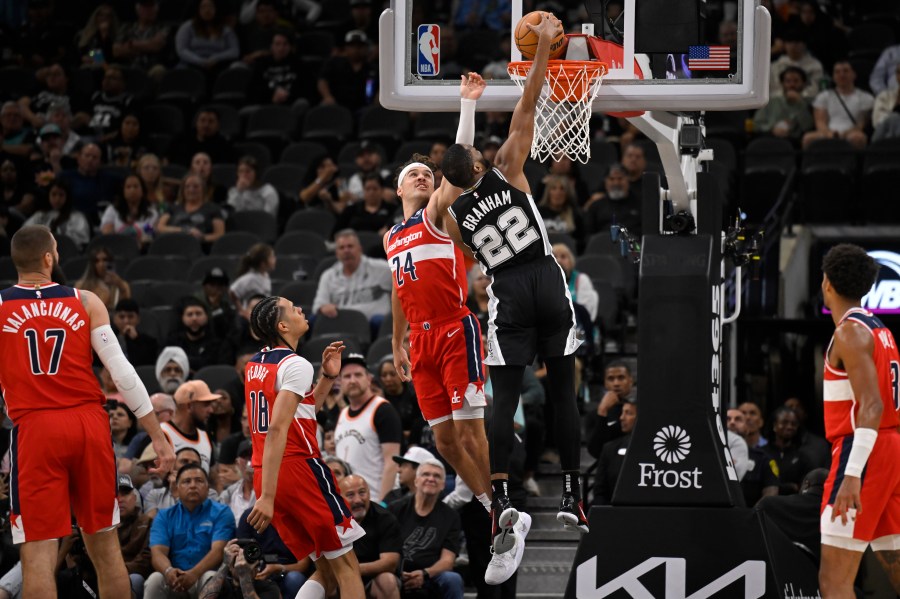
871, 534, 900, 551
317, 543, 354, 561
427, 414, 452, 427
821, 533, 868, 552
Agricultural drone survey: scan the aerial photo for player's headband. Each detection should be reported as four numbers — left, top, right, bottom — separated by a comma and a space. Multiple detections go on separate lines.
397, 162, 434, 188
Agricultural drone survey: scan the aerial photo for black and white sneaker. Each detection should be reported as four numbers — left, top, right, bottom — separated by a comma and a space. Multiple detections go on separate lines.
491, 495, 519, 554
557, 493, 589, 534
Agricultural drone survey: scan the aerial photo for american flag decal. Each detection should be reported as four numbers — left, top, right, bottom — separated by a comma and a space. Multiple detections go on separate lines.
687, 45, 730, 70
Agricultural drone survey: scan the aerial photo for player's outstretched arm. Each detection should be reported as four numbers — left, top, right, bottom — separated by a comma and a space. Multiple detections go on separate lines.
82, 289, 175, 475
311, 341, 345, 410
495, 12, 563, 181
247, 388, 302, 533
829, 321, 882, 525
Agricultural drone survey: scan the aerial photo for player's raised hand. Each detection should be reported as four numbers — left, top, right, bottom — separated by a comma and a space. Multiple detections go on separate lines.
460, 72, 486, 101
321, 341, 346, 378
831, 476, 862, 526
527, 11, 563, 41
247, 495, 275, 533
394, 346, 413, 383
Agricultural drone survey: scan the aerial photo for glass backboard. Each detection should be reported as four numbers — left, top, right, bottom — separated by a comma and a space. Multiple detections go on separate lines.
379, 0, 770, 112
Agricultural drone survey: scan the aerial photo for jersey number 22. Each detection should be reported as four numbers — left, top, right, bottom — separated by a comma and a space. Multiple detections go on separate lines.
472, 206, 539, 268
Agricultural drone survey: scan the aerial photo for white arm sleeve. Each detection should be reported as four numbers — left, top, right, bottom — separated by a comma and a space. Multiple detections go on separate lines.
91, 325, 153, 418
456, 98, 476, 145
275, 355, 315, 396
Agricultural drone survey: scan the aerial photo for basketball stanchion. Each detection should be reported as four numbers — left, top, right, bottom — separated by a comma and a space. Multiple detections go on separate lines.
507, 60, 607, 164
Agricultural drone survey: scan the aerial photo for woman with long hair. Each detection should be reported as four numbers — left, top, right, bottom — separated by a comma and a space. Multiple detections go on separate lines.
24, 178, 91, 247
136, 153, 166, 209
226, 156, 279, 216
190, 151, 227, 205
77, 4, 119, 65
155, 173, 225, 245
108, 400, 139, 458
538, 174, 586, 251
550, 243, 598, 322
174, 0, 239, 73
75, 246, 132, 310
104, 112, 148, 166
229, 243, 275, 309
100, 174, 159, 247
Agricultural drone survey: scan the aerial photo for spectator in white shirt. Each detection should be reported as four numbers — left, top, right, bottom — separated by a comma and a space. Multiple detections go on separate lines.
802, 60, 874, 149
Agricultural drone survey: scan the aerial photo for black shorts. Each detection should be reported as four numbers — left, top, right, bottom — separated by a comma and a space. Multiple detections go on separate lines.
483, 255, 581, 366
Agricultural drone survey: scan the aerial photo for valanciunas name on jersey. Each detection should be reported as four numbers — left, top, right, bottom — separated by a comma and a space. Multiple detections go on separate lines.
460, 190, 512, 231
2, 301, 86, 333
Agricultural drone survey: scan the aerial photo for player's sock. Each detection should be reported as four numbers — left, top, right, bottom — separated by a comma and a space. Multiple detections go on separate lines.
562, 470, 581, 500
295, 580, 326, 599
476, 492, 491, 513
491, 479, 509, 499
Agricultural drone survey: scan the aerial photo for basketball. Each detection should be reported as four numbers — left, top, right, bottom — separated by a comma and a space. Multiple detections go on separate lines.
514, 11, 567, 60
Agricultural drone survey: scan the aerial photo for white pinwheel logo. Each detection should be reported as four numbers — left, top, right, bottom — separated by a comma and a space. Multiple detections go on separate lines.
653, 426, 692, 464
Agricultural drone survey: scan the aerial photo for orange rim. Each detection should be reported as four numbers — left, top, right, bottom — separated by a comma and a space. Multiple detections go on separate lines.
507, 59, 608, 82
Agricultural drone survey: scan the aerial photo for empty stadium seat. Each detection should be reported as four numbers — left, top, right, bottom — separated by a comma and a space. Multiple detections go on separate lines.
148, 233, 204, 260
210, 232, 262, 256
226, 210, 278, 243
284, 209, 336, 235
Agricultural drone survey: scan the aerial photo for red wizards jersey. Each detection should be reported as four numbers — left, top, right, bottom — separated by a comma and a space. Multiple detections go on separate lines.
245, 347, 317, 468
0, 284, 104, 422
386, 208, 468, 324
823, 307, 900, 443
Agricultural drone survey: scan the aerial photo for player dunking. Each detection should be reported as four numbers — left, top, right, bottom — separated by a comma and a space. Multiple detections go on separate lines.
439, 11, 589, 565
387, 74, 530, 585
0, 225, 175, 598
245, 297, 365, 599
819, 244, 900, 597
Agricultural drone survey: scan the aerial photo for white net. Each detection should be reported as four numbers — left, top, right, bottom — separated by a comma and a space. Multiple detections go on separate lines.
507, 61, 607, 164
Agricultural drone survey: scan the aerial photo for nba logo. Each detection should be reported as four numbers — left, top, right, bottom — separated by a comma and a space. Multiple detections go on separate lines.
417, 25, 440, 76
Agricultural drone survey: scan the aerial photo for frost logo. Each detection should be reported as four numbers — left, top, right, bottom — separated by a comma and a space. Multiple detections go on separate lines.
639, 426, 702, 489
653, 425, 692, 464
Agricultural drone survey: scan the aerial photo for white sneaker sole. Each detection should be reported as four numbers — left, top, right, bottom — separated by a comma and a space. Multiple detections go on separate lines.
485, 512, 532, 585
557, 510, 589, 534
492, 507, 519, 554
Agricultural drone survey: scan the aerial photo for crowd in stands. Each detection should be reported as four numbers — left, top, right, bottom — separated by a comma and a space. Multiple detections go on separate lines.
0, 0, 897, 596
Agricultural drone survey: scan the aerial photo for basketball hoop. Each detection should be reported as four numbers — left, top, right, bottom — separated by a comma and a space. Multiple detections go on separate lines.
507, 59, 608, 164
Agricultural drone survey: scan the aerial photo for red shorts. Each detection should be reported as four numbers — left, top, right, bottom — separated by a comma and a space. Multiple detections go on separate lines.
410, 311, 486, 423
821, 430, 900, 543
10, 405, 118, 544
253, 457, 365, 560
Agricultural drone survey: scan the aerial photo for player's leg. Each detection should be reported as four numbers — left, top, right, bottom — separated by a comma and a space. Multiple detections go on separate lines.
544, 354, 588, 533
19, 540, 57, 598
488, 363, 527, 541
324, 549, 365, 597
873, 548, 900, 594
432, 418, 489, 498
80, 527, 131, 598
454, 416, 491, 498
819, 542, 865, 598
295, 563, 335, 599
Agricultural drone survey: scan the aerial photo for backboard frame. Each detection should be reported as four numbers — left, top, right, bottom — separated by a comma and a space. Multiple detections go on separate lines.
379, 0, 771, 113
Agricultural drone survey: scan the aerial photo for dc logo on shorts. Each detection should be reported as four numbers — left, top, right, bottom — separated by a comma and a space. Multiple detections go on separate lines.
451, 387, 461, 404
417, 25, 440, 76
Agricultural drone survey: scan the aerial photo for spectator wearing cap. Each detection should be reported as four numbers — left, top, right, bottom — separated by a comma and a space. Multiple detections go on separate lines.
199, 267, 237, 341
156, 346, 190, 394
343, 140, 393, 204
318, 29, 378, 113
113, 0, 172, 78
343, 0, 379, 44
313, 229, 392, 330
32, 122, 75, 177
339, 474, 402, 599
166, 297, 226, 372
584, 163, 642, 238
769, 29, 824, 100
217, 440, 255, 526
161, 380, 220, 473
383, 447, 436, 505
147, 464, 236, 598
334, 353, 402, 501
117, 474, 154, 599
108, 298, 159, 366
46, 101, 83, 157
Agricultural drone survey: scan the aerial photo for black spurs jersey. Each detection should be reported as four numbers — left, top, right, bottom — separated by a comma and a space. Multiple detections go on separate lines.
448, 168, 552, 275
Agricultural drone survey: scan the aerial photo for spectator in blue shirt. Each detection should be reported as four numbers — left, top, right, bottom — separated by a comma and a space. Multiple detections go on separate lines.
145, 464, 236, 598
